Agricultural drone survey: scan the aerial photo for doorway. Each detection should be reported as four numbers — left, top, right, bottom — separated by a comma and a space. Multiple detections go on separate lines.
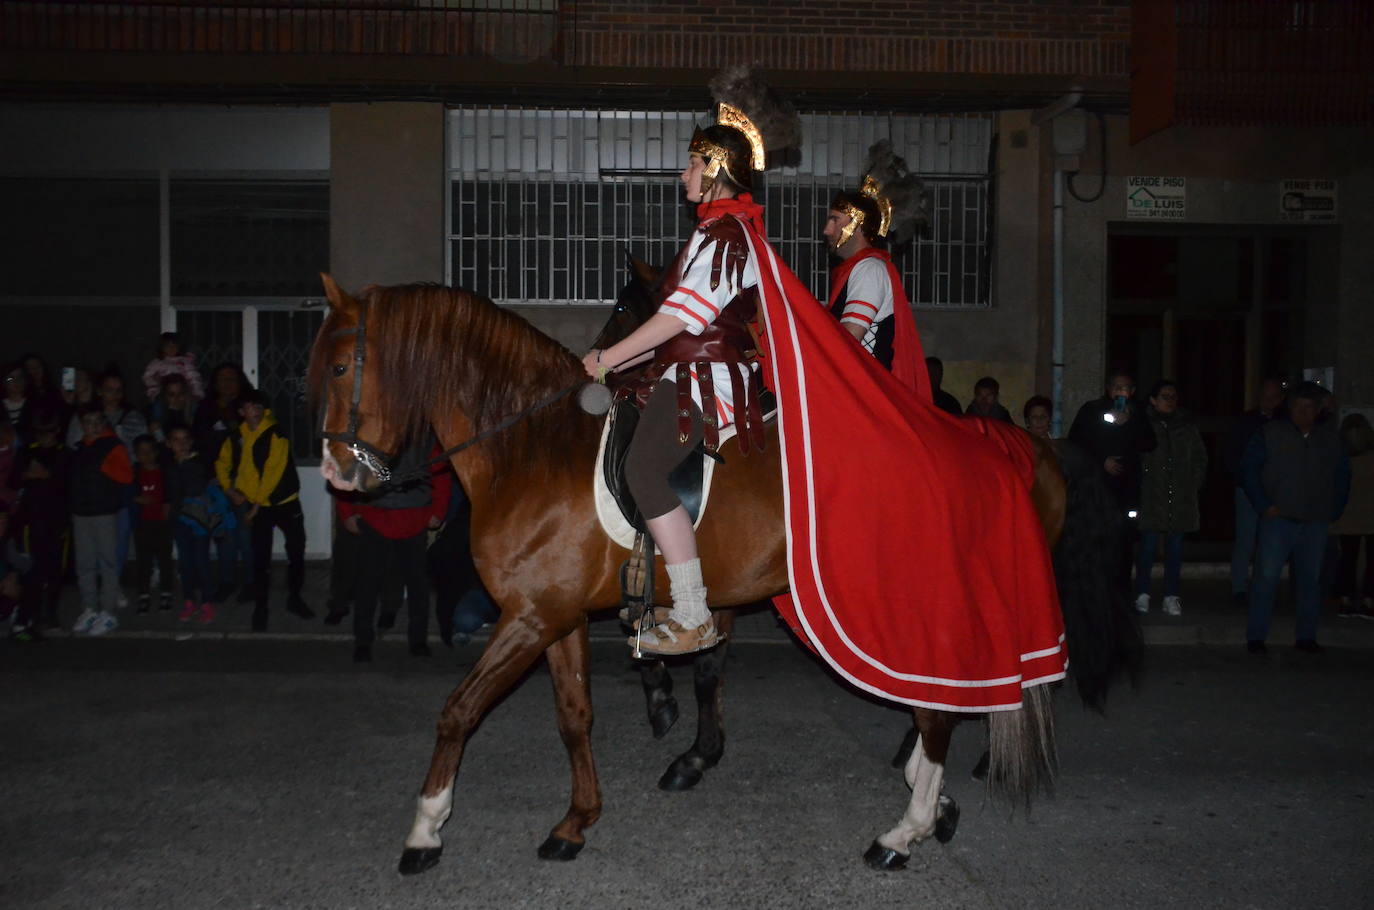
1106, 226, 1306, 545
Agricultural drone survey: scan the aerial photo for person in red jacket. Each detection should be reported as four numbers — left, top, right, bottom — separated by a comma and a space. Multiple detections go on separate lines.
132, 435, 175, 613
335, 440, 452, 662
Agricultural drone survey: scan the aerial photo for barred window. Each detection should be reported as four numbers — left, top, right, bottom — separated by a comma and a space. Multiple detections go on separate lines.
447, 108, 992, 309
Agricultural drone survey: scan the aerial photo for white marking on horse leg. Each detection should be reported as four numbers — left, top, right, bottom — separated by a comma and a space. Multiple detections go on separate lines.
403, 784, 453, 850
876, 738, 944, 855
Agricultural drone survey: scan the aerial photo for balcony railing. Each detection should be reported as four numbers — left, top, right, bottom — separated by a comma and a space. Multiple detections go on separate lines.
1, 1, 561, 60
1134, 0, 1373, 137
1175, 0, 1372, 126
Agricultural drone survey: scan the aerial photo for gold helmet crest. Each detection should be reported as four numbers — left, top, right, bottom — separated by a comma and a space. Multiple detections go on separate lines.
688, 66, 801, 195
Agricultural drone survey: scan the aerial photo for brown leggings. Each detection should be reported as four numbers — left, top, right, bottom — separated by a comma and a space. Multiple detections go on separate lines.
625, 380, 704, 520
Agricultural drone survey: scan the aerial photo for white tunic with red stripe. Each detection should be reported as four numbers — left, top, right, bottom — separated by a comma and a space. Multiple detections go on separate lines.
656, 228, 761, 429
836, 257, 895, 358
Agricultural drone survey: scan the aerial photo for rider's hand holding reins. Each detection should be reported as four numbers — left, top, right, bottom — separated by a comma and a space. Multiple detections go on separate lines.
580, 350, 609, 381
583, 312, 689, 380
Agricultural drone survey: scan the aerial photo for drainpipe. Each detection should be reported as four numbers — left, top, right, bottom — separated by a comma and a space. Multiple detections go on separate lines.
1051, 166, 1066, 438
1031, 89, 1083, 438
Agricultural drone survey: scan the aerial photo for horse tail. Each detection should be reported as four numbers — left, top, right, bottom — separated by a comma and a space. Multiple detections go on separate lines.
986, 682, 1057, 806
1052, 441, 1145, 712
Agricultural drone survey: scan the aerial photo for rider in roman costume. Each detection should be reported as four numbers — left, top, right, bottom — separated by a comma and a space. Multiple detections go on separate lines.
823, 140, 929, 386
586, 69, 1067, 711
581, 66, 801, 657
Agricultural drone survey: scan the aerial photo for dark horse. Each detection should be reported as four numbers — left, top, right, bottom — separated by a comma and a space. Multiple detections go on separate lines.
311, 274, 1111, 874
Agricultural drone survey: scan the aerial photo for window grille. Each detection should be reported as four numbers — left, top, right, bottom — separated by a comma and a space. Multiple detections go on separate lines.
258, 309, 324, 460
176, 310, 244, 383
172, 308, 322, 461
447, 108, 993, 309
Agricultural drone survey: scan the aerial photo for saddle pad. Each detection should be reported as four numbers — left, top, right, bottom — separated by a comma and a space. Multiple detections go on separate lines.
594, 403, 722, 550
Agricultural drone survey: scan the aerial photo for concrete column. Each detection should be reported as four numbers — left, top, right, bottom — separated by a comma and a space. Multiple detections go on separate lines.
1336, 172, 1374, 410
1061, 154, 1109, 422
329, 102, 445, 292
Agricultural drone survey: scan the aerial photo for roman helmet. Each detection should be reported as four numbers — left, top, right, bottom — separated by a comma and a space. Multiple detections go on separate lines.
830, 140, 930, 249
688, 65, 801, 195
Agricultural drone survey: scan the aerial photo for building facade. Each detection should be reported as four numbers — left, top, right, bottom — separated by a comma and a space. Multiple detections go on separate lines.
3, 0, 1370, 544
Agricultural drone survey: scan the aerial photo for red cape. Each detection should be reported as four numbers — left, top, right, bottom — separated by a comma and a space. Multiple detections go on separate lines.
742, 217, 1066, 712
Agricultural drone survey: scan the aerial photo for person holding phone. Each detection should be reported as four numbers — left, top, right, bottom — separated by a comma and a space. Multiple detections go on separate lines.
3, 364, 34, 444
1069, 371, 1158, 593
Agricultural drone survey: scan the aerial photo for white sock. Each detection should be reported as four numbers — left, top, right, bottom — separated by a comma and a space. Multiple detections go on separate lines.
665, 558, 710, 628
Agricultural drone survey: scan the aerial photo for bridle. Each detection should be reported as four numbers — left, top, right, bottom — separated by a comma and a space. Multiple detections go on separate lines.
320, 292, 631, 490
320, 296, 400, 483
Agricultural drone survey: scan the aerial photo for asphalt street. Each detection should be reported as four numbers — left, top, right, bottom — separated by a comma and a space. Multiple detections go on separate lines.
2, 624, 1372, 910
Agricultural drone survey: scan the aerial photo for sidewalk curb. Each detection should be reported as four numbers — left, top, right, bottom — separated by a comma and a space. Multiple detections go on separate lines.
31, 624, 1374, 649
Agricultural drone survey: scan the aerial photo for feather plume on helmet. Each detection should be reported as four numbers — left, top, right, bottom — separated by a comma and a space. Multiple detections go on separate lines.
690, 64, 802, 194
831, 139, 931, 249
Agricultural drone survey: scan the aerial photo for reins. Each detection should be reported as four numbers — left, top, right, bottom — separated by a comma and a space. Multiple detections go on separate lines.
322, 286, 637, 489
373, 381, 583, 487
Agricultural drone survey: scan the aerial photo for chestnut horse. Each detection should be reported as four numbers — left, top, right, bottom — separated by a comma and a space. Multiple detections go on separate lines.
311, 275, 1073, 874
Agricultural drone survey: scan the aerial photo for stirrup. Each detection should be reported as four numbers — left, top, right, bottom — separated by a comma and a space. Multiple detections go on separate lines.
629, 617, 722, 658
618, 604, 672, 631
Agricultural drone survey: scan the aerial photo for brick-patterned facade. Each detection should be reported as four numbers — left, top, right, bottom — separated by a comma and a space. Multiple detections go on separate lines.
4, 0, 1130, 76
565, 1, 1131, 75
4, 0, 1368, 126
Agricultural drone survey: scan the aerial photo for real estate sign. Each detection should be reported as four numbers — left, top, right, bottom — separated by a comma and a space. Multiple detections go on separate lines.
1126, 176, 1186, 220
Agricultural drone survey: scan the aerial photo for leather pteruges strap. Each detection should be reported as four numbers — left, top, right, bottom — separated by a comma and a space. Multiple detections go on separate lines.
746, 370, 766, 453
705, 221, 748, 293
696, 362, 719, 453
726, 362, 749, 455
675, 364, 693, 445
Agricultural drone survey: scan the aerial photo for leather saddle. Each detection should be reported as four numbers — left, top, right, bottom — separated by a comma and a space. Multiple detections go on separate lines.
601, 386, 778, 534
603, 398, 717, 534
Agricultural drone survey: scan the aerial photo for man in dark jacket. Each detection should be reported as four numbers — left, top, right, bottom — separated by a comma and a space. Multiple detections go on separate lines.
334, 441, 451, 662
1224, 376, 1286, 605
964, 376, 1014, 423
924, 357, 964, 417
1068, 372, 1158, 512
1241, 382, 1350, 653
1068, 372, 1158, 593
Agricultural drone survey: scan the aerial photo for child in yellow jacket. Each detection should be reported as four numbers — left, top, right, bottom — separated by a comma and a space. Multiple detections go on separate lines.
216, 390, 311, 630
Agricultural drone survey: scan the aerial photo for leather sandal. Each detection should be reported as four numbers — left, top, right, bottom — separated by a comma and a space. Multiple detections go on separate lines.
617, 605, 673, 631
629, 617, 721, 657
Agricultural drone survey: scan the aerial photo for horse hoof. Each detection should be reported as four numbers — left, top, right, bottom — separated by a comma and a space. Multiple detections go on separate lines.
863, 841, 909, 871
891, 727, 919, 769
657, 764, 703, 791
935, 796, 960, 844
537, 835, 584, 861
649, 699, 679, 739
397, 846, 442, 876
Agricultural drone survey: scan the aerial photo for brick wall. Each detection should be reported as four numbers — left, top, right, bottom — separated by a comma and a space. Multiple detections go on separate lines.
563, 0, 1131, 75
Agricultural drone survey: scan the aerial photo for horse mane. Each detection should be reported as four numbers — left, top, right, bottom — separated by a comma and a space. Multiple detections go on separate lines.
310, 283, 598, 482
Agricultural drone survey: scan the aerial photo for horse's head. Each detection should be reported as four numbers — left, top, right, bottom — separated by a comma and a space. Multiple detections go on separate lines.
591, 250, 662, 350
312, 274, 405, 494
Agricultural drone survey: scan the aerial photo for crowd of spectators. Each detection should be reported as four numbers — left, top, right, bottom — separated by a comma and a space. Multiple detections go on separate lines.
3, 330, 1364, 659
0, 333, 491, 656
966, 361, 1362, 654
